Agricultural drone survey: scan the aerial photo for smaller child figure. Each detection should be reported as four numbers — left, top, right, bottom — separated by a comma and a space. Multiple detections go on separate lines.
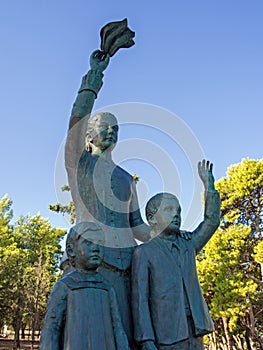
40, 222, 130, 350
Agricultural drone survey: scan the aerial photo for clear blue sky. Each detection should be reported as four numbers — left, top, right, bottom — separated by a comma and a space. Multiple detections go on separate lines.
1, 0, 262, 231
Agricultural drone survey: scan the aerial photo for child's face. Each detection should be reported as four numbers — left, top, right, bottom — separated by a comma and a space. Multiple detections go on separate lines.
154, 196, 181, 235
74, 233, 104, 271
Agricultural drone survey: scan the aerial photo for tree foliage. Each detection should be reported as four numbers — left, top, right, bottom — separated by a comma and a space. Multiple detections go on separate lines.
0, 195, 15, 327
0, 195, 66, 348
216, 158, 263, 236
49, 185, 76, 224
197, 225, 258, 348
197, 159, 263, 349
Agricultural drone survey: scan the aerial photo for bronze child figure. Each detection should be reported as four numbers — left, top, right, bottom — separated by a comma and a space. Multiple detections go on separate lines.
40, 222, 130, 350
132, 160, 220, 350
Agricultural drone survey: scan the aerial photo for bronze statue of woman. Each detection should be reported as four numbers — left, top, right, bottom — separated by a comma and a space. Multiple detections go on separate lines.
65, 19, 150, 348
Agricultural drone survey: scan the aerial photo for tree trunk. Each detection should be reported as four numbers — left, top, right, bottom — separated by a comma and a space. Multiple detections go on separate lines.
208, 332, 219, 350
245, 329, 252, 350
13, 298, 22, 350
31, 326, 35, 350
31, 252, 42, 350
222, 316, 233, 350
13, 319, 21, 350
31, 310, 38, 350
233, 334, 245, 350
247, 298, 258, 350
21, 324, 25, 339
220, 335, 228, 350
260, 262, 263, 283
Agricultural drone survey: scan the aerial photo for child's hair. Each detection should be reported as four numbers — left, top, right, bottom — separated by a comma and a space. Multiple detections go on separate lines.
145, 192, 179, 221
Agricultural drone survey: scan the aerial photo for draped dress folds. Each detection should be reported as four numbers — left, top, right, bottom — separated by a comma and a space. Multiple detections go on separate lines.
65, 119, 145, 347
39, 271, 129, 350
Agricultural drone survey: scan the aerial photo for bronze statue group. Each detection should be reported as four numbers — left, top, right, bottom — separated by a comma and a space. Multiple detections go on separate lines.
39, 21, 220, 350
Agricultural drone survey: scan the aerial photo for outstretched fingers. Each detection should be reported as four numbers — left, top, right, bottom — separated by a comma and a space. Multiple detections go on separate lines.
205, 160, 213, 172
198, 159, 216, 191
198, 159, 213, 172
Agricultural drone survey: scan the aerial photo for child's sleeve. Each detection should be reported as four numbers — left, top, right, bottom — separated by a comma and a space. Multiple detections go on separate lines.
39, 281, 67, 350
132, 246, 156, 344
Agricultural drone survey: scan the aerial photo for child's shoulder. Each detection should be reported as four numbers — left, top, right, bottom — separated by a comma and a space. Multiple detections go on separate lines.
134, 237, 159, 255
96, 272, 115, 289
58, 271, 111, 290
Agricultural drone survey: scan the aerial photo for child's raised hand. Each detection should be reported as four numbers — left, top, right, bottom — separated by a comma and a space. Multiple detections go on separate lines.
198, 159, 216, 191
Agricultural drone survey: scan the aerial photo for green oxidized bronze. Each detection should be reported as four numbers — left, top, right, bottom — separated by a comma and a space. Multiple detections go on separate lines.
100, 18, 135, 57
40, 19, 221, 350
64, 19, 150, 348
40, 222, 130, 350
132, 160, 220, 350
